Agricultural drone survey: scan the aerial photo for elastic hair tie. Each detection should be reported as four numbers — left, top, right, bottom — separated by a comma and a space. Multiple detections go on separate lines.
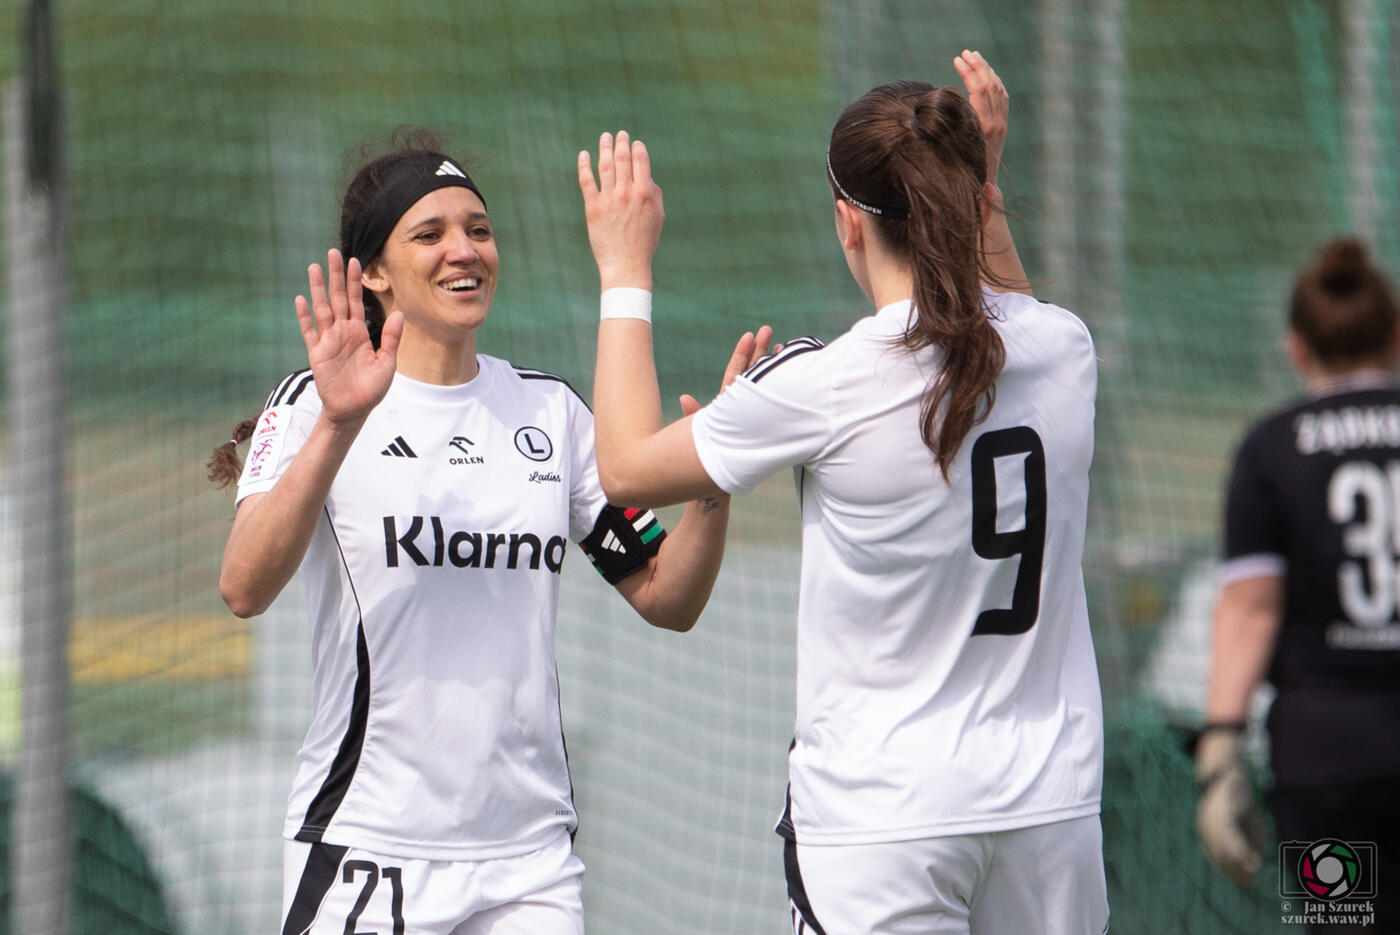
826, 150, 909, 220
909, 113, 936, 145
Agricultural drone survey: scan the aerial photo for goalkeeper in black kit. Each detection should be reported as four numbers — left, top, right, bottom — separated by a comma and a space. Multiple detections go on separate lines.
1199, 237, 1400, 933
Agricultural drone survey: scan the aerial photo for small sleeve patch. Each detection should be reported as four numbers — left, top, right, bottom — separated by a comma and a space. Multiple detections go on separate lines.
242, 406, 290, 485
578, 504, 667, 584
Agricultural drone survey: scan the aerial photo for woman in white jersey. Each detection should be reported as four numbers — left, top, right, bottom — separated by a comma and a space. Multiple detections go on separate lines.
577, 53, 1108, 934
209, 129, 752, 935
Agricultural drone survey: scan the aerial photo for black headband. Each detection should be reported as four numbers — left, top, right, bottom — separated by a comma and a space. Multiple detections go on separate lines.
826, 150, 908, 221
345, 152, 486, 266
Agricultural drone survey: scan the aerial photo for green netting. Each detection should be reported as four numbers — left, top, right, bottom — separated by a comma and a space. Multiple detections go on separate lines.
2, 0, 1395, 931
1102, 701, 1282, 934
0, 774, 177, 935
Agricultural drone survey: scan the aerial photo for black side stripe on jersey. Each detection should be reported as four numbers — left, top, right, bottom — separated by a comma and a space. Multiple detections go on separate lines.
266, 369, 313, 409
281, 842, 349, 935
296, 507, 371, 842
296, 621, 370, 841
775, 766, 797, 841
515, 367, 591, 410
555, 667, 578, 844
744, 337, 824, 384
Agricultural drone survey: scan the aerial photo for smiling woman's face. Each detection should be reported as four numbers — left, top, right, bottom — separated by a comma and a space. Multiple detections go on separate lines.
363, 186, 499, 340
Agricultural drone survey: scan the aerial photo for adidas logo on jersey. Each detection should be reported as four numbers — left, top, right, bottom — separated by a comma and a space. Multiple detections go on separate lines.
383, 515, 567, 573
436, 160, 467, 178
381, 436, 418, 458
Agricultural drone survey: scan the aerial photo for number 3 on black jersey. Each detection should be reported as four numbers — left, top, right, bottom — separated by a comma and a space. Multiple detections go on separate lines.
970, 426, 1048, 636
1329, 458, 1400, 626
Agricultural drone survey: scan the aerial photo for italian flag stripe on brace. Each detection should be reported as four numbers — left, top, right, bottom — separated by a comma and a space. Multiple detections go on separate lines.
625, 508, 663, 544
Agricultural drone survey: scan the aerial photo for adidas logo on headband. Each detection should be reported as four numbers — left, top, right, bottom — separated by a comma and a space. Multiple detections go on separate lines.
346, 153, 485, 264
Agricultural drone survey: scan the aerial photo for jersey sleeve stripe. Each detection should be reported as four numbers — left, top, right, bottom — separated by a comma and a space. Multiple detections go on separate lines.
514, 367, 589, 409
745, 336, 825, 383
1219, 553, 1286, 586
266, 369, 315, 409
264, 368, 311, 409
284, 372, 316, 406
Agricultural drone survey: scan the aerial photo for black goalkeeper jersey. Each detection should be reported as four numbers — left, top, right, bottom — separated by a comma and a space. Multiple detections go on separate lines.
1223, 379, 1400, 787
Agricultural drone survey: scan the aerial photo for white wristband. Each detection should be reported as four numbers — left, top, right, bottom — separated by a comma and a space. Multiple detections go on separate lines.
600, 287, 653, 323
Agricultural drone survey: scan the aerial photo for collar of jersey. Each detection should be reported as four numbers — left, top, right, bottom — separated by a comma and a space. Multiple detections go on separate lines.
875, 298, 915, 328
1311, 369, 1396, 399
389, 358, 493, 405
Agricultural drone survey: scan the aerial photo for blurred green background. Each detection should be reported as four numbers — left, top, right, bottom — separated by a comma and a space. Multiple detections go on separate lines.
1, 0, 1394, 931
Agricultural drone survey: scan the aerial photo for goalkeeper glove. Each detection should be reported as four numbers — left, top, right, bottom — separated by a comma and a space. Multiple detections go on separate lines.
1195, 724, 1267, 888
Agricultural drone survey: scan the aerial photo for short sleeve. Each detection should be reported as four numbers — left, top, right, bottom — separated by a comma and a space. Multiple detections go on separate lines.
691, 349, 834, 496
1221, 425, 1287, 577
234, 400, 317, 504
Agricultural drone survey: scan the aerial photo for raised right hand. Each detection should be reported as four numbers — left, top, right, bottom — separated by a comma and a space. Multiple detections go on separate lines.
953, 49, 1008, 187
294, 249, 404, 425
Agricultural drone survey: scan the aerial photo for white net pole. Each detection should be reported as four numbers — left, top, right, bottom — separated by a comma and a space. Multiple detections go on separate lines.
1039, 0, 1077, 305
1343, 0, 1380, 244
4, 47, 72, 935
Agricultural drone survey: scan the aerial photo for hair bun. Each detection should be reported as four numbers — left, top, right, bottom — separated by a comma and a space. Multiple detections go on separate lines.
1318, 237, 1368, 294
910, 88, 964, 145
909, 95, 938, 143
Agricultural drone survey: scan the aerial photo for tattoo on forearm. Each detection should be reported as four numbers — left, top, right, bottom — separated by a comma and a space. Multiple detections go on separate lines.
699, 497, 723, 513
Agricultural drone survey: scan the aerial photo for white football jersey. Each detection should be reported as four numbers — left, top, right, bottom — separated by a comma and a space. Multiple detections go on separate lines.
692, 291, 1104, 843
237, 355, 660, 860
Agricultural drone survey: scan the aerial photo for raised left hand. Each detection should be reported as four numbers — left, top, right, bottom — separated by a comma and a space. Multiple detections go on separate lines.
295, 249, 402, 427
578, 130, 665, 292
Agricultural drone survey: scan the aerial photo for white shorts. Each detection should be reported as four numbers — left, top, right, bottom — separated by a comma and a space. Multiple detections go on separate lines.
785, 815, 1109, 935
280, 830, 584, 935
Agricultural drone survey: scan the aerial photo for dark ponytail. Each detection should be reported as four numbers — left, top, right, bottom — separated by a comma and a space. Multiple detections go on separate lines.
828, 81, 1006, 477
206, 417, 257, 489
1289, 237, 1398, 366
